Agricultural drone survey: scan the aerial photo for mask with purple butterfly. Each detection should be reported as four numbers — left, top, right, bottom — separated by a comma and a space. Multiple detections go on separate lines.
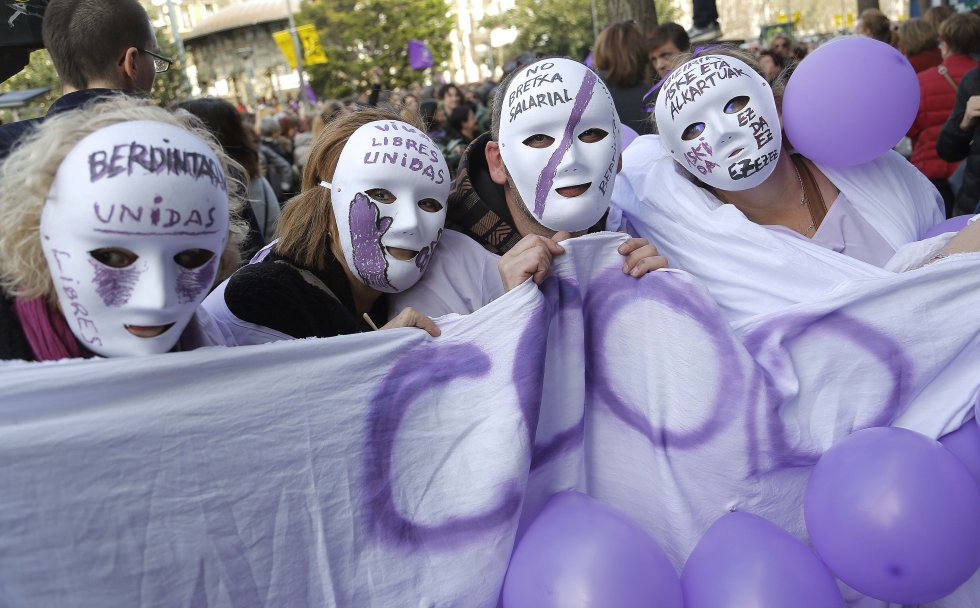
322, 119, 449, 293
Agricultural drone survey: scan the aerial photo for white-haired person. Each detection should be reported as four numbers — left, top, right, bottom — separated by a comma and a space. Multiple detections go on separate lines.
611, 46, 980, 323
0, 97, 247, 361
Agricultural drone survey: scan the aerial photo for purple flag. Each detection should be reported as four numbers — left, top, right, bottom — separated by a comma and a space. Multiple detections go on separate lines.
584, 51, 593, 68
408, 40, 434, 70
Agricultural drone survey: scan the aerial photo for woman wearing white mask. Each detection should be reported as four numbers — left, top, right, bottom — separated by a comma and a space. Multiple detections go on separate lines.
0, 98, 246, 361
201, 107, 500, 344
613, 47, 980, 322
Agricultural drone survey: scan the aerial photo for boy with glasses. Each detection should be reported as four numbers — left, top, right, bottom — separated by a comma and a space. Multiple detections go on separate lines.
0, 0, 163, 161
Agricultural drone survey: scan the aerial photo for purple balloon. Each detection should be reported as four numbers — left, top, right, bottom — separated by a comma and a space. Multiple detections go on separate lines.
621, 124, 639, 150
682, 512, 844, 608
923, 214, 975, 239
502, 491, 682, 608
783, 37, 919, 167
940, 420, 980, 488
805, 427, 980, 603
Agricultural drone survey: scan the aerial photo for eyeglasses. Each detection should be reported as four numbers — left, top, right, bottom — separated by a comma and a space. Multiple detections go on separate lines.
137, 48, 173, 73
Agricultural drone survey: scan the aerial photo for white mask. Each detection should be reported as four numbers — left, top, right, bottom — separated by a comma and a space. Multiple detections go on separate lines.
497, 58, 621, 232
40, 121, 230, 357
325, 120, 449, 293
655, 55, 782, 191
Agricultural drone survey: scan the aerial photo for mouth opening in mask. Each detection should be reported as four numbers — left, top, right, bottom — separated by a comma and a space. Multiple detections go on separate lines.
555, 182, 592, 198
385, 246, 421, 261
125, 322, 176, 338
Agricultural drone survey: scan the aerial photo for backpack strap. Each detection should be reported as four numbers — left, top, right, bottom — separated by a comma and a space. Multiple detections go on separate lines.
937, 65, 959, 92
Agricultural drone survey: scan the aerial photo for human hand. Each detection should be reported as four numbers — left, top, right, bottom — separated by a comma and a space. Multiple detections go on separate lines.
498, 231, 571, 291
618, 238, 668, 277
381, 307, 441, 337
960, 96, 980, 132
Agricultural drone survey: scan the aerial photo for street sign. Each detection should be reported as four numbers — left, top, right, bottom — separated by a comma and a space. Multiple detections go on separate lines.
273, 24, 327, 69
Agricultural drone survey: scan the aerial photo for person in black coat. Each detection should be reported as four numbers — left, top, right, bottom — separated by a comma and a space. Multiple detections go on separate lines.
936, 67, 980, 215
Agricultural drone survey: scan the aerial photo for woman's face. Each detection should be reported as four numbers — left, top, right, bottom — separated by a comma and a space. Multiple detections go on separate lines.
655, 54, 782, 191
759, 55, 779, 79
464, 109, 477, 131
40, 121, 230, 357
325, 120, 450, 293
443, 86, 462, 111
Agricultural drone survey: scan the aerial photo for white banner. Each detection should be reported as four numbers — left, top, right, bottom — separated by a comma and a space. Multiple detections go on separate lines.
1, 234, 977, 607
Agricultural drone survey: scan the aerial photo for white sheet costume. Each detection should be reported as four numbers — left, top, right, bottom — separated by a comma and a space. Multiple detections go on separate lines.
610, 135, 951, 323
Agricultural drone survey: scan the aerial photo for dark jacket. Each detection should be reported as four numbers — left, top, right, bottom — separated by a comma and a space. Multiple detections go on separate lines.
0, 292, 34, 361
0, 88, 123, 162
222, 248, 386, 339
936, 67, 980, 215
600, 74, 654, 136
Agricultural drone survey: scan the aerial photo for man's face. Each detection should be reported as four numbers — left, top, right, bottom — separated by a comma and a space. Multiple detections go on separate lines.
135, 31, 160, 94
40, 121, 230, 357
655, 54, 782, 191
770, 37, 791, 59
650, 41, 682, 79
496, 58, 621, 232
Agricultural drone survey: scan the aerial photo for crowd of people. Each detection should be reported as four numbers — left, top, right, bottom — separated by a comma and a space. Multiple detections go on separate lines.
0, 0, 978, 603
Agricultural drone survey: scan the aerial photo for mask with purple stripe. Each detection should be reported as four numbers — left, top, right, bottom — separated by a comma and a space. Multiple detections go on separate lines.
497, 58, 621, 232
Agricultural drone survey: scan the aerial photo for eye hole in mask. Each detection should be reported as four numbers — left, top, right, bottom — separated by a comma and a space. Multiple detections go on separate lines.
578, 128, 609, 143
682, 122, 706, 140
90, 247, 139, 268
522, 134, 555, 148
174, 248, 215, 269
724, 96, 750, 114
365, 188, 397, 204
417, 198, 443, 213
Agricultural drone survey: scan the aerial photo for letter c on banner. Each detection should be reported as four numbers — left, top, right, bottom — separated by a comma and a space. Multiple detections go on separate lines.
362, 342, 523, 549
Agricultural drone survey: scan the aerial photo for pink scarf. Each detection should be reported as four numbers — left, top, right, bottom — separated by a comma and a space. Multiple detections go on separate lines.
14, 297, 89, 361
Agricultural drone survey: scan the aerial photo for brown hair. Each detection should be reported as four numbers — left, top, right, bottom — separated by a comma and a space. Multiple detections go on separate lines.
923, 5, 955, 33
897, 18, 938, 57
593, 21, 649, 87
647, 22, 690, 54
858, 9, 893, 44
938, 12, 980, 56
273, 107, 425, 272
42, 0, 154, 90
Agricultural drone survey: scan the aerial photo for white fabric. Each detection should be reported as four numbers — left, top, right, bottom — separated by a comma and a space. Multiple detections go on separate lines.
654, 55, 782, 190
498, 58, 621, 231
41, 121, 230, 357
610, 135, 945, 323
389, 230, 505, 318
1, 234, 977, 607
328, 120, 450, 293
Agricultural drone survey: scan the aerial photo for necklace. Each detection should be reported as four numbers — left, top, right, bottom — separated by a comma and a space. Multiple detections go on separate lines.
793, 159, 816, 236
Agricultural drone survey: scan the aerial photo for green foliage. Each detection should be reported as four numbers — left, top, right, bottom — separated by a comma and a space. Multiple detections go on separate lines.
482, 0, 679, 62
298, 0, 454, 99
151, 29, 189, 107
483, 0, 603, 61
0, 49, 59, 122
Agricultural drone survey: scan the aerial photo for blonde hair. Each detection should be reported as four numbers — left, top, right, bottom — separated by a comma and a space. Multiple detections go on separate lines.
594, 20, 649, 87
0, 96, 248, 305
274, 107, 424, 272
